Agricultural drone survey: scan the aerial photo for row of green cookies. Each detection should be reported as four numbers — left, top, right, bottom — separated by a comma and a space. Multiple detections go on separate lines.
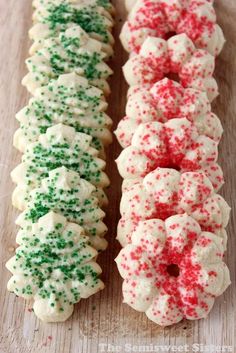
6, 0, 114, 322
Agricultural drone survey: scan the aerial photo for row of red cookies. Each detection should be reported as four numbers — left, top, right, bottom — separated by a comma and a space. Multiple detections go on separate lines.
115, 0, 231, 326
6, 0, 115, 322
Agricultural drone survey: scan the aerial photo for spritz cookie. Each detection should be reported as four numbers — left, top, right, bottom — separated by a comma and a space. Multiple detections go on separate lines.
115, 78, 222, 148
15, 167, 108, 251
118, 168, 230, 246
116, 119, 224, 191
121, 0, 225, 56
123, 34, 218, 101
6, 212, 104, 322
116, 214, 230, 326
30, 2, 114, 56
15, 73, 112, 154
23, 26, 113, 95
11, 124, 109, 208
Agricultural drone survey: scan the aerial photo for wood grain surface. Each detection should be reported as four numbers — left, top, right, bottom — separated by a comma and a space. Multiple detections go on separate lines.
0, 0, 235, 352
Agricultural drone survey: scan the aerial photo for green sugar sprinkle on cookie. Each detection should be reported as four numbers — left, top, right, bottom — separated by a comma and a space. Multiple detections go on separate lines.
25, 26, 112, 92
19, 167, 106, 243
20, 124, 107, 188
16, 74, 111, 151
44, 4, 110, 43
7, 212, 103, 309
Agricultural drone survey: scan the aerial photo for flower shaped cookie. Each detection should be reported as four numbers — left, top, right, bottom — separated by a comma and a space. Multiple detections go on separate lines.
115, 78, 222, 148
6, 212, 104, 322
116, 214, 230, 326
116, 118, 223, 191
123, 34, 218, 101
121, 0, 225, 56
118, 168, 230, 246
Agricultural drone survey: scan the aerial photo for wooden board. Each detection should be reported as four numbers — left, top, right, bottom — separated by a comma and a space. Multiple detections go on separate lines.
0, 0, 235, 352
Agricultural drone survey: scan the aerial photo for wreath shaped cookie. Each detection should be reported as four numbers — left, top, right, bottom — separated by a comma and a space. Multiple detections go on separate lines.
121, 0, 225, 56
116, 214, 230, 326
123, 34, 218, 102
118, 168, 230, 246
115, 78, 222, 148
116, 118, 224, 191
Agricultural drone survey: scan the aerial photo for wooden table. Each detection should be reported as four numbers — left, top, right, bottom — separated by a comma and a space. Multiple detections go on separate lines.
0, 1, 235, 352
